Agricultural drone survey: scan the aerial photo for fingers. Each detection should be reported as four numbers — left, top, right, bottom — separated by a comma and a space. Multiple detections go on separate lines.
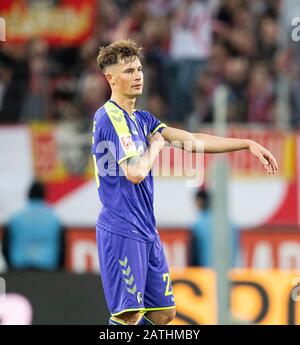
260, 151, 278, 175
251, 143, 279, 175
259, 153, 271, 174
267, 152, 279, 172
264, 151, 279, 174
259, 153, 269, 171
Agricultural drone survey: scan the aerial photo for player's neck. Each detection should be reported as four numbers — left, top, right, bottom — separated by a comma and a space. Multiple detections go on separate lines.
110, 94, 136, 116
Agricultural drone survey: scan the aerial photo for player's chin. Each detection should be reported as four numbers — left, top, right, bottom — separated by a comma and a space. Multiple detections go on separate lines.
131, 89, 143, 96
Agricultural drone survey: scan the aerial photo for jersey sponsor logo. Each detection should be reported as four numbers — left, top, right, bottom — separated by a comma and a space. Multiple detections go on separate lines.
120, 135, 135, 152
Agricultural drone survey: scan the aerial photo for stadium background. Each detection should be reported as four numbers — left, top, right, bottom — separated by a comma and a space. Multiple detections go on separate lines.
0, 0, 300, 324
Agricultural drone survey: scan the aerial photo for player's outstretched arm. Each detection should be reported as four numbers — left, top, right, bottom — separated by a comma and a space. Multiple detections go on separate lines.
160, 127, 278, 175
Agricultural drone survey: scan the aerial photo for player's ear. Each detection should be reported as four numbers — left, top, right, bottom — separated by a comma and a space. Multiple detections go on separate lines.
105, 72, 115, 86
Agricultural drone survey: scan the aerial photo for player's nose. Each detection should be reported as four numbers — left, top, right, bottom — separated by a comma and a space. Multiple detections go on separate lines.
134, 70, 142, 80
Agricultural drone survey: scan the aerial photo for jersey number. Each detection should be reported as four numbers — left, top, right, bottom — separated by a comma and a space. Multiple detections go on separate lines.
163, 273, 173, 296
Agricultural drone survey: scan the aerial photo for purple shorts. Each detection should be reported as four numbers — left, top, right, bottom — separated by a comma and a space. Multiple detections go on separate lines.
96, 227, 176, 316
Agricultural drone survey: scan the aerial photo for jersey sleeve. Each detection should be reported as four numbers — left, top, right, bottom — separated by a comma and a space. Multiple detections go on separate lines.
145, 111, 167, 135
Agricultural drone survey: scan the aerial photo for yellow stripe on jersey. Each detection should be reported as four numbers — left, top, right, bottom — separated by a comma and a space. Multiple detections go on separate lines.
151, 123, 167, 135
110, 317, 129, 325
104, 102, 138, 164
141, 306, 176, 312
93, 154, 100, 188
111, 307, 144, 316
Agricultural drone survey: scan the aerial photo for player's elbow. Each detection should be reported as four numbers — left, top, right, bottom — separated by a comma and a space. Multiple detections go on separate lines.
128, 176, 144, 184
129, 175, 146, 184
126, 169, 146, 184
120, 159, 146, 184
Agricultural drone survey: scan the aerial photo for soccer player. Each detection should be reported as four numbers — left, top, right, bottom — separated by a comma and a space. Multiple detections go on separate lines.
92, 39, 278, 326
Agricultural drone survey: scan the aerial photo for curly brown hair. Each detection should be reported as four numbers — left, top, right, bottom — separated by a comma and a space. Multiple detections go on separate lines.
97, 39, 143, 71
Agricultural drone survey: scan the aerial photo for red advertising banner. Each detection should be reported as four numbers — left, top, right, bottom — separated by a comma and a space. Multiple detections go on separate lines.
241, 226, 300, 269
0, 0, 96, 46
65, 228, 191, 272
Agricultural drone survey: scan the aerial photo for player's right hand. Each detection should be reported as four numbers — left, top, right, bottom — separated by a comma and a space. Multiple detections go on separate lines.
148, 132, 165, 151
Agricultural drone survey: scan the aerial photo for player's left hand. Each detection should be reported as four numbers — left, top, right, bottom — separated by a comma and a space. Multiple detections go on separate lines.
248, 140, 279, 174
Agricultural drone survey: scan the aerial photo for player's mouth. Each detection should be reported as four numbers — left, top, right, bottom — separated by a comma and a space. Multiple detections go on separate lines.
132, 84, 143, 89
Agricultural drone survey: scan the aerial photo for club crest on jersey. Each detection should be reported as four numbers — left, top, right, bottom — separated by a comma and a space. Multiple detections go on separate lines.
120, 135, 135, 151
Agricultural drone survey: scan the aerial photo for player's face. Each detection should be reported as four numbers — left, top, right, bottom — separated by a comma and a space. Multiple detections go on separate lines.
110, 57, 143, 98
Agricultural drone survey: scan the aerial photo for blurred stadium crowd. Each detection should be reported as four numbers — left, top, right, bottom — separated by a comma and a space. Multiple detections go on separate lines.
0, 0, 300, 130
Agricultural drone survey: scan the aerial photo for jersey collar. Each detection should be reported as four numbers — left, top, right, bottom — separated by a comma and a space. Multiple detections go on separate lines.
108, 100, 136, 116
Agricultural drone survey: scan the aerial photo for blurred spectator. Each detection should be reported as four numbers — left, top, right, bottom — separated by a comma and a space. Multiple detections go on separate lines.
164, 0, 212, 122
20, 38, 51, 122
108, 0, 148, 43
78, 72, 109, 118
3, 181, 63, 271
224, 57, 249, 122
0, 54, 13, 118
146, 0, 180, 18
186, 70, 217, 130
99, 0, 122, 44
215, 0, 240, 27
0, 45, 29, 123
257, 16, 278, 62
247, 62, 275, 123
146, 94, 168, 123
207, 41, 230, 78
191, 189, 239, 267
53, 85, 91, 176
